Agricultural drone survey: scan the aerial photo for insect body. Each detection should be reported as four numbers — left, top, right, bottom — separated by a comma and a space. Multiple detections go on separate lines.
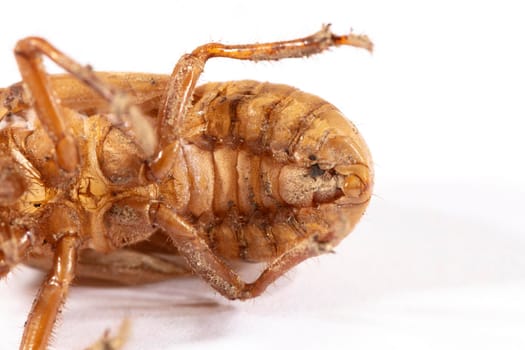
0, 25, 373, 349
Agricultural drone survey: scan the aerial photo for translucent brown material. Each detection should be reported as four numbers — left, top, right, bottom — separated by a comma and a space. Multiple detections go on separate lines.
0, 25, 373, 349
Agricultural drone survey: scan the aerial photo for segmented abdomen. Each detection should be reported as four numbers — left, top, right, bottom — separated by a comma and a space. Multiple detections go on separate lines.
167, 80, 365, 262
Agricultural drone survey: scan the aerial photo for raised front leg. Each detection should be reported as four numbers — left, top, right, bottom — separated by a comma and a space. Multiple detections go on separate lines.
14, 38, 157, 173
150, 204, 325, 300
20, 235, 79, 350
148, 25, 373, 180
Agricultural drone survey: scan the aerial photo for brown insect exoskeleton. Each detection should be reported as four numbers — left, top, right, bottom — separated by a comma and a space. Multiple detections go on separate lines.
0, 25, 373, 349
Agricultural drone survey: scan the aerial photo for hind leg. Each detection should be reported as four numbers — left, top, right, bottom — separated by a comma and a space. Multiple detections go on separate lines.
148, 25, 373, 179
150, 203, 325, 300
75, 248, 190, 285
26, 248, 190, 286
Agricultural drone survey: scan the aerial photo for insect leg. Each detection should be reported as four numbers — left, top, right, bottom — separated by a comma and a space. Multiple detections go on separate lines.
151, 204, 321, 299
149, 25, 372, 180
150, 203, 246, 299
14, 38, 156, 170
24, 247, 190, 285
20, 235, 78, 350
83, 319, 130, 350
74, 248, 190, 285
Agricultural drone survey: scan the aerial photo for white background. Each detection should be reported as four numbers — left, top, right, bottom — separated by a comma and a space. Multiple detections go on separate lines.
0, 0, 524, 349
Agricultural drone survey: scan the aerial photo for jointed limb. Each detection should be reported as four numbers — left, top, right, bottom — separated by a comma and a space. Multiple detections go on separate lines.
75, 248, 190, 285
151, 204, 323, 300
83, 319, 130, 350
25, 247, 191, 286
14, 38, 156, 172
15, 38, 82, 172
20, 235, 79, 350
149, 25, 372, 180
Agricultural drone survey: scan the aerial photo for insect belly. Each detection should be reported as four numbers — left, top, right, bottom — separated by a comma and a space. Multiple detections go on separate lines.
176, 79, 372, 262
179, 81, 318, 262
178, 142, 270, 261
183, 144, 300, 262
